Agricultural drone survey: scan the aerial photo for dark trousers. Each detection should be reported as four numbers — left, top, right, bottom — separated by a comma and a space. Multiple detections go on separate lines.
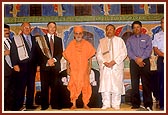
157, 57, 164, 108
13, 67, 36, 110
4, 74, 14, 110
130, 58, 153, 108
150, 70, 159, 101
40, 70, 62, 109
26, 69, 36, 108
13, 71, 27, 110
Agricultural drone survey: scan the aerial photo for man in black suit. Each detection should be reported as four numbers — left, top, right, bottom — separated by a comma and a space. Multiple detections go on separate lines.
36, 22, 63, 110
10, 22, 38, 110
4, 24, 14, 111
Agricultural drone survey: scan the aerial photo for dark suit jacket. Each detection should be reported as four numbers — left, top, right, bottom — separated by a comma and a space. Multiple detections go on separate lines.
4, 56, 12, 77
10, 34, 38, 72
36, 35, 63, 72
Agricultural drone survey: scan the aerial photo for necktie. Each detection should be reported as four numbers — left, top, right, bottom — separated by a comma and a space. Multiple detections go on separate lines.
50, 36, 54, 57
26, 36, 32, 50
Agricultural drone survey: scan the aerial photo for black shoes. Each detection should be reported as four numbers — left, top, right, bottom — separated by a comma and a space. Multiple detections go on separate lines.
41, 106, 49, 110
131, 105, 140, 109
26, 105, 39, 110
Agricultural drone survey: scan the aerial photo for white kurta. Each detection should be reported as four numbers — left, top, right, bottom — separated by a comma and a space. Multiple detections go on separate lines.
97, 36, 127, 95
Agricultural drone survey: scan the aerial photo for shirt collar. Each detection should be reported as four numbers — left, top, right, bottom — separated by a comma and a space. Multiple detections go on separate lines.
23, 34, 30, 39
134, 34, 141, 38
47, 33, 54, 39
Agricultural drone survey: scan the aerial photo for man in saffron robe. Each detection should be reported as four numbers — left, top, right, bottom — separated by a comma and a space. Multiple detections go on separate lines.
63, 26, 96, 109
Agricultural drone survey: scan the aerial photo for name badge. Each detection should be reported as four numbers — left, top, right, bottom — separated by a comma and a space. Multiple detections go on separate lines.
141, 39, 146, 42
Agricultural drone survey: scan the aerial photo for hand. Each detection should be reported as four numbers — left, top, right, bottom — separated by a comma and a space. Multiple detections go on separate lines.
135, 57, 145, 67
36, 66, 40, 72
47, 58, 55, 66
108, 60, 116, 68
4, 50, 10, 56
135, 57, 143, 64
138, 61, 145, 67
14, 65, 20, 72
104, 62, 109, 67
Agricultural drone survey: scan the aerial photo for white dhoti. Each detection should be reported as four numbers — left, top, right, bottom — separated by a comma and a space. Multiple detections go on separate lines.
101, 92, 121, 109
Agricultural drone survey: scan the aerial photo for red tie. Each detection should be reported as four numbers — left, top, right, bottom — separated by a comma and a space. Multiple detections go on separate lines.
50, 36, 54, 57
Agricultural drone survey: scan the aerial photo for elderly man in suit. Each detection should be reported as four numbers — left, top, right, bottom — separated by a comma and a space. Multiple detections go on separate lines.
10, 22, 38, 110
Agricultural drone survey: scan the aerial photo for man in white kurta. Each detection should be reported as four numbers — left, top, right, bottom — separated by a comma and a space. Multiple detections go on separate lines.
96, 24, 127, 110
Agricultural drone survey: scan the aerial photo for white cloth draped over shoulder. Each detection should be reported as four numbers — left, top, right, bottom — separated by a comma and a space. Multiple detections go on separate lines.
96, 36, 127, 95
13, 35, 29, 61
35, 35, 52, 66
4, 38, 13, 68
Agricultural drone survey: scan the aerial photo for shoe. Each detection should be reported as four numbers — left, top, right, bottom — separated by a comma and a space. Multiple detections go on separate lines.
101, 106, 110, 110
19, 106, 26, 111
131, 106, 140, 109
146, 107, 152, 111
26, 105, 39, 109
41, 107, 48, 110
51, 107, 62, 110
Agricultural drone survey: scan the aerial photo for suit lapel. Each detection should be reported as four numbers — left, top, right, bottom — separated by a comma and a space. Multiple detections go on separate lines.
45, 35, 52, 54
53, 36, 57, 56
30, 35, 34, 48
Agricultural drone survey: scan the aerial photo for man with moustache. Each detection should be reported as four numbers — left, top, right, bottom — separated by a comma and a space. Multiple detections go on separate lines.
126, 21, 153, 111
96, 24, 127, 110
4, 24, 14, 111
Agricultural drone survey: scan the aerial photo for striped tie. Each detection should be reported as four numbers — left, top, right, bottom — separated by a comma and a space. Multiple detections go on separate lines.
26, 36, 32, 50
